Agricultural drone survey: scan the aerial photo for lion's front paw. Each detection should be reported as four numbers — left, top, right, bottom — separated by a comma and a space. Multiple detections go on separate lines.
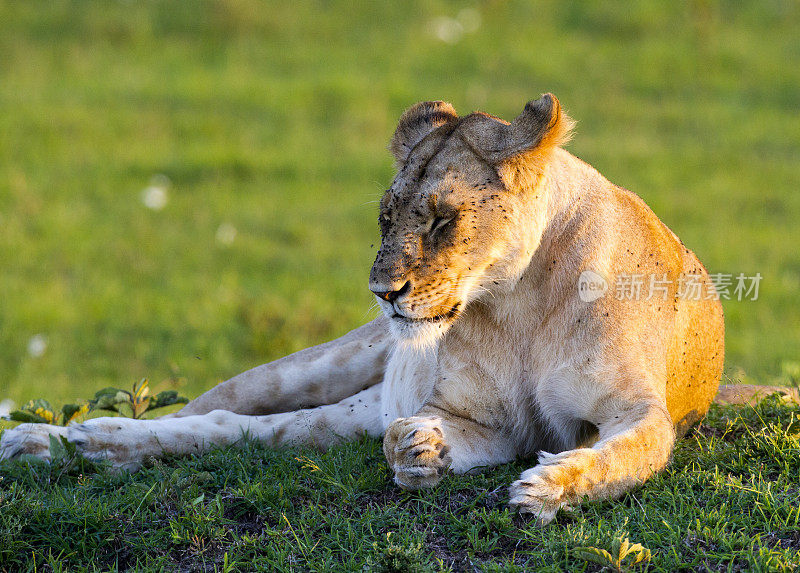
68, 418, 153, 472
0, 424, 69, 462
383, 416, 452, 490
508, 449, 597, 525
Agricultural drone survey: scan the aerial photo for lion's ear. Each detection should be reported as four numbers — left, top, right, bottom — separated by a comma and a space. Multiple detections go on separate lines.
463, 94, 574, 190
390, 101, 458, 165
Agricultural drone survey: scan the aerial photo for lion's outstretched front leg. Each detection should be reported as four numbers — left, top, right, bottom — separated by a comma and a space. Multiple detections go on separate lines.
0, 424, 69, 462
383, 405, 516, 490
3, 385, 384, 471
509, 401, 675, 525
2, 318, 391, 465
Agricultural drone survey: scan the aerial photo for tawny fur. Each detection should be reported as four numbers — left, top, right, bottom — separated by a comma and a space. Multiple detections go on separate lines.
3, 94, 760, 524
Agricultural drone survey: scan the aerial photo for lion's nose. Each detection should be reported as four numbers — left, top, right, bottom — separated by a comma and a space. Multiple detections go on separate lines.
371, 280, 411, 303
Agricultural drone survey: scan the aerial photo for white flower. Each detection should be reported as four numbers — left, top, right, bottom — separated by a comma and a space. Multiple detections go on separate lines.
141, 174, 171, 211
27, 334, 47, 358
428, 9, 481, 44
429, 17, 463, 44
0, 399, 15, 418
216, 223, 237, 246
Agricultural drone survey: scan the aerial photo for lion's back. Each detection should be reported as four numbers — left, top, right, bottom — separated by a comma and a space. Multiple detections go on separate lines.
597, 182, 725, 436
665, 249, 725, 436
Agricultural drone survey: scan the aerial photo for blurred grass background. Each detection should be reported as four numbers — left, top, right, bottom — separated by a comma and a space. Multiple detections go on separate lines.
0, 0, 798, 409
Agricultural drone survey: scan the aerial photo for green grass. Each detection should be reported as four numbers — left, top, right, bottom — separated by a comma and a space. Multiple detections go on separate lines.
1, 396, 799, 571
0, 1, 797, 409
0, 3, 798, 568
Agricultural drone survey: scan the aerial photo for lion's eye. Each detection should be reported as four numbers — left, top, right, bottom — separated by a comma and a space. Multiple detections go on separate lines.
429, 215, 453, 234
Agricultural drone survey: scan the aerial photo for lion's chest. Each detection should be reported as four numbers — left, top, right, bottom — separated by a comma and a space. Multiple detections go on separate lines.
380, 344, 439, 427
379, 313, 590, 455
379, 331, 534, 431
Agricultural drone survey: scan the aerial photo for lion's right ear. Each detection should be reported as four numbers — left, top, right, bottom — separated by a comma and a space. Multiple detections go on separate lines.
390, 101, 458, 165
461, 94, 575, 191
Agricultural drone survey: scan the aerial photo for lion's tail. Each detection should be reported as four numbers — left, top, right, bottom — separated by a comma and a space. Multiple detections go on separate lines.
713, 384, 799, 406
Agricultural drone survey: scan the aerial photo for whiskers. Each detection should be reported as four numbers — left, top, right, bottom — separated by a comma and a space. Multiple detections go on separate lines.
363, 299, 384, 320
455, 273, 515, 302
466, 283, 496, 299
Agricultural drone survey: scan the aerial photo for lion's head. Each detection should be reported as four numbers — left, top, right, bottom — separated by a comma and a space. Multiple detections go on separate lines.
369, 94, 574, 346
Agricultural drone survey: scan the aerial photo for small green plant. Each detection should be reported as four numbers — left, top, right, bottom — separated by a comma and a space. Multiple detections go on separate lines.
89, 378, 188, 419
6, 399, 89, 426
364, 532, 435, 573
573, 537, 652, 572
5, 379, 188, 424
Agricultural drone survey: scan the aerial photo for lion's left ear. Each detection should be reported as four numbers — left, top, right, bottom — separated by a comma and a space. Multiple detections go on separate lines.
463, 94, 574, 190
390, 101, 459, 166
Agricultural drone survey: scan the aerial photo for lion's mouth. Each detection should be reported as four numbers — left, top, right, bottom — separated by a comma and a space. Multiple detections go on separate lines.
392, 303, 461, 324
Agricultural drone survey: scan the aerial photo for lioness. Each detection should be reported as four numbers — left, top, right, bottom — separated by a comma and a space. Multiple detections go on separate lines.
3, 94, 730, 523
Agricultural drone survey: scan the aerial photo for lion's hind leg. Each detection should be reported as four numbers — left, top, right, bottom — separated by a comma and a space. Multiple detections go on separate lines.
176, 317, 392, 418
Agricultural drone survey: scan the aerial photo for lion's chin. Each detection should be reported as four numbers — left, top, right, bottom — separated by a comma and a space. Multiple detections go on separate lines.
388, 315, 452, 351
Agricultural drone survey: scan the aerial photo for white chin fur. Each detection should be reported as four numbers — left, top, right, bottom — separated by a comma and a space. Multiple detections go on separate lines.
388, 317, 450, 350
